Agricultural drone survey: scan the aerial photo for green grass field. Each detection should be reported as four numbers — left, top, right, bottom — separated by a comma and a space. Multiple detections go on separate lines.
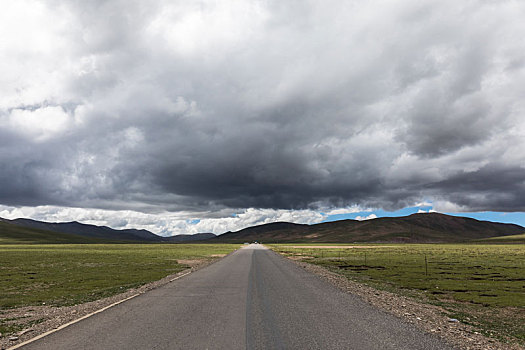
270, 243, 525, 344
479, 233, 525, 244
0, 243, 239, 335
0, 244, 239, 309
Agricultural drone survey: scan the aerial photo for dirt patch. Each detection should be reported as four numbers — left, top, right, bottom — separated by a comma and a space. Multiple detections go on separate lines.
291, 245, 393, 249
288, 256, 314, 260
176, 259, 204, 267
287, 257, 523, 350
0, 257, 219, 349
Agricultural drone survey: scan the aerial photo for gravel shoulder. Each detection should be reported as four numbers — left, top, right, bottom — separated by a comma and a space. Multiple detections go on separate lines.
286, 256, 523, 350
0, 258, 217, 350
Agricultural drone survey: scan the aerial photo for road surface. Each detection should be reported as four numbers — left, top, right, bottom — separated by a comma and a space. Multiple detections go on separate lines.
19, 244, 455, 350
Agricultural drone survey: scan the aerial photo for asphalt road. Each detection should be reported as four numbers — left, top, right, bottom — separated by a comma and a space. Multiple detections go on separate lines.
20, 245, 455, 350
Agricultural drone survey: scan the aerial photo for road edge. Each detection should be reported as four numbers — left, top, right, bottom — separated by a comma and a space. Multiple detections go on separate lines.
272, 251, 523, 350
4, 248, 240, 350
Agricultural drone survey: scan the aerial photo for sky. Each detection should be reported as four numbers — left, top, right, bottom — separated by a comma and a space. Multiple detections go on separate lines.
1, 0, 525, 236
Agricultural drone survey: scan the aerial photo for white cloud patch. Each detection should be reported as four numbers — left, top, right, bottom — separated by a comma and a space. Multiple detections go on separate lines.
6, 106, 71, 141
355, 214, 378, 221
431, 200, 468, 213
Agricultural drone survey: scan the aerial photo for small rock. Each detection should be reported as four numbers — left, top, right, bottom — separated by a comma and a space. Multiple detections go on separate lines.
416, 317, 422, 321
18, 329, 33, 336
9, 336, 19, 341
448, 318, 459, 323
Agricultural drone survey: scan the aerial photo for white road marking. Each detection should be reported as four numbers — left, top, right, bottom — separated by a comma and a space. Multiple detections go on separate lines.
8, 270, 193, 350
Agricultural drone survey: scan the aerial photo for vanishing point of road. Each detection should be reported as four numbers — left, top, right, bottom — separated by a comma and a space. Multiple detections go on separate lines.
18, 244, 455, 350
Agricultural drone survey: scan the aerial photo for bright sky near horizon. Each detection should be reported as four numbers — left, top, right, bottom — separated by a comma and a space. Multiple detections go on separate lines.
1, 1, 524, 235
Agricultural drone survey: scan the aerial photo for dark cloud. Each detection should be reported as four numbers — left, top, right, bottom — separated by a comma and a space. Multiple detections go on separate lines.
1, 0, 525, 217
428, 165, 525, 212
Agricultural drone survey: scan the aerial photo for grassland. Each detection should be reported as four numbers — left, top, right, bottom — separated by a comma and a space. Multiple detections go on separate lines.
0, 243, 239, 335
270, 243, 525, 344
479, 233, 525, 244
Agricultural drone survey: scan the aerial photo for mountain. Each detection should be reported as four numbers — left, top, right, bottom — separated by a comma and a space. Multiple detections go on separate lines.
9, 218, 164, 242
0, 219, 122, 244
220, 222, 308, 239
1, 218, 215, 243
164, 232, 216, 242
215, 213, 525, 243
3, 213, 523, 245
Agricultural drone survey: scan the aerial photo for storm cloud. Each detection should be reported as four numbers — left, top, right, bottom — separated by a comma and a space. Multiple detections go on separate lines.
1, 0, 525, 233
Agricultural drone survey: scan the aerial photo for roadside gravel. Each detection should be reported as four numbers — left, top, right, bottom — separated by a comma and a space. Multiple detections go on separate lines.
288, 257, 523, 350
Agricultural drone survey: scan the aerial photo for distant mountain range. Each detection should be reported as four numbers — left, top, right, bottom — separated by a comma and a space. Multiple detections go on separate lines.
0, 218, 215, 244
215, 213, 525, 243
1, 213, 524, 244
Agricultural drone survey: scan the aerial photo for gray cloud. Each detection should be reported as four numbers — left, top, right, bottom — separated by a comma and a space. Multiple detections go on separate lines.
1, 0, 525, 220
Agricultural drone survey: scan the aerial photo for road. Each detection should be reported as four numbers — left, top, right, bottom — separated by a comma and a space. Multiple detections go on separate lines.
19, 244, 455, 350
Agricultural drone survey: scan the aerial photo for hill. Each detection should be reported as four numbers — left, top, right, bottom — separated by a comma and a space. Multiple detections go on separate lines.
9, 218, 164, 242
216, 213, 525, 243
1, 218, 216, 244
0, 220, 121, 244
3, 213, 522, 244
164, 232, 216, 242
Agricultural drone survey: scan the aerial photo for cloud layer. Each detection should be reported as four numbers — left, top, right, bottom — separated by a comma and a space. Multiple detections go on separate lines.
1, 0, 525, 233
0, 204, 325, 236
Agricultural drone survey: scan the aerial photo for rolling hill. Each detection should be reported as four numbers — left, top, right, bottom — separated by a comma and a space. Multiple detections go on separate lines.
9, 218, 163, 242
215, 213, 525, 243
2, 213, 523, 244
0, 218, 215, 244
163, 232, 216, 242
0, 220, 120, 244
